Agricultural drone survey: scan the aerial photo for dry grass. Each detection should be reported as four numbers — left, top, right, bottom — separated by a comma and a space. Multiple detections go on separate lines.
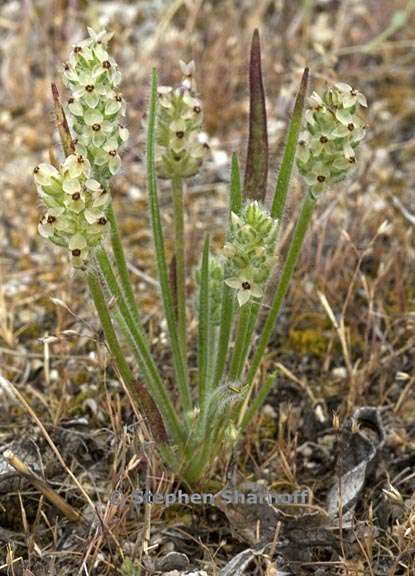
0, 0, 414, 574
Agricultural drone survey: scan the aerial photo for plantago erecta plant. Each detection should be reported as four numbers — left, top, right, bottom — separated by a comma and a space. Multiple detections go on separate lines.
34, 27, 367, 485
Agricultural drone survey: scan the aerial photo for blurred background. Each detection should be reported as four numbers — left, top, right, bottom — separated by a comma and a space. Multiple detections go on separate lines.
0, 0, 414, 573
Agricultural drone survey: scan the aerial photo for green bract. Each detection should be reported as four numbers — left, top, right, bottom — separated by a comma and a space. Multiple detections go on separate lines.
297, 82, 367, 195
223, 201, 278, 306
63, 27, 128, 180
34, 154, 110, 267
156, 61, 208, 179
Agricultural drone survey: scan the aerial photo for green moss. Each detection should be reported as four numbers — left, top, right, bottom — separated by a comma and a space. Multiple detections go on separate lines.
287, 328, 328, 356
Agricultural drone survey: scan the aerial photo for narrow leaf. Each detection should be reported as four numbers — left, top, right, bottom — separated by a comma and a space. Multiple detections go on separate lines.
271, 67, 309, 219
134, 379, 168, 443
51, 83, 75, 157
243, 29, 268, 202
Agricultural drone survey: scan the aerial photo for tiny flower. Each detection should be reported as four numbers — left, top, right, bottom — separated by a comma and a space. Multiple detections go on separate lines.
69, 234, 89, 266
156, 61, 205, 179
63, 28, 127, 179
38, 207, 65, 238
334, 82, 367, 108
33, 163, 60, 187
223, 202, 278, 306
64, 190, 85, 213
63, 154, 91, 179
225, 271, 263, 307
297, 82, 367, 195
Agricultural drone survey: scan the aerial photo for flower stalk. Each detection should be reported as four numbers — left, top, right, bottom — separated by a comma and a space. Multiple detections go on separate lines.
34, 27, 368, 486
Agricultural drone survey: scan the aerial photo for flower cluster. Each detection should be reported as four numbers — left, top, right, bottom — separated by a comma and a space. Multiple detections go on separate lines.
297, 82, 367, 195
156, 61, 208, 179
63, 28, 128, 180
195, 254, 224, 325
34, 154, 110, 267
223, 202, 278, 307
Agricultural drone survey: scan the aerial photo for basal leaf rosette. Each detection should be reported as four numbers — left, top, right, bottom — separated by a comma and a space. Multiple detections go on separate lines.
223, 201, 278, 306
63, 28, 128, 181
297, 82, 367, 195
34, 154, 110, 267
156, 61, 209, 179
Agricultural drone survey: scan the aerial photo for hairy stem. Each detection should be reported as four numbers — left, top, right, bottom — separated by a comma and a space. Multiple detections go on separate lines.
171, 176, 187, 363
228, 303, 252, 383
95, 248, 184, 445
238, 192, 317, 424
147, 70, 192, 413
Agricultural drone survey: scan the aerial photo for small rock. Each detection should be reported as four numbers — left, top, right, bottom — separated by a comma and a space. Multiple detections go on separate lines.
156, 551, 189, 572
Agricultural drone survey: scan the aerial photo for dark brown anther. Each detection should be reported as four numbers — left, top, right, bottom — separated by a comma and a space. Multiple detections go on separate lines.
64, 63, 70, 71
241, 281, 251, 290
97, 217, 107, 225
68, 97, 74, 104
72, 138, 78, 146
92, 123, 101, 131
115, 94, 122, 102
33, 166, 40, 174
203, 142, 210, 150
47, 215, 56, 224
320, 136, 328, 144
74, 46, 82, 54
71, 249, 81, 257
108, 150, 117, 157
193, 106, 201, 114
72, 192, 81, 200
77, 155, 84, 163
347, 123, 355, 131
351, 89, 357, 96
348, 157, 356, 164
176, 131, 185, 139
85, 85, 94, 93
102, 60, 111, 69
317, 175, 326, 183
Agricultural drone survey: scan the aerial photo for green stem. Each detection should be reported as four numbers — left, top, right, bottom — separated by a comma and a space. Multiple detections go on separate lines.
147, 70, 192, 413
211, 154, 242, 388
95, 248, 184, 445
171, 176, 187, 362
228, 303, 252, 383
107, 203, 140, 324
238, 192, 317, 423
198, 236, 210, 414
207, 325, 219, 387
212, 285, 235, 387
87, 271, 138, 409
235, 301, 261, 378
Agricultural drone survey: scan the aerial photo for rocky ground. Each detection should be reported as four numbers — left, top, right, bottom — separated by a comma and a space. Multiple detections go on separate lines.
0, 0, 414, 574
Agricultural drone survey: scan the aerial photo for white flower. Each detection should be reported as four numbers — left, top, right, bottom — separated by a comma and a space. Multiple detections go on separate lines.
69, 234, 89, 266
33, 163, 60, 187
225, 271, 263, 307
63, 154, 91, 179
